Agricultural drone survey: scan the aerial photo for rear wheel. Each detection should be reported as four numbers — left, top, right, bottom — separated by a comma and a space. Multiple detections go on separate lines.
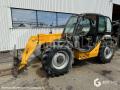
98, 41, 114, 64
117, 31, 120, 48
42, 46, 73, 76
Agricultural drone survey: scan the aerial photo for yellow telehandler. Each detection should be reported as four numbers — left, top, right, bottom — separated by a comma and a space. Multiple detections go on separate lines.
12, 13, 116, 77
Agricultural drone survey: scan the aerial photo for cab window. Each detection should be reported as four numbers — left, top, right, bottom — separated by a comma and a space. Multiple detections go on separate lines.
106, 18, 112, 32
77, 17, 90, 35
98, 16, 106, 33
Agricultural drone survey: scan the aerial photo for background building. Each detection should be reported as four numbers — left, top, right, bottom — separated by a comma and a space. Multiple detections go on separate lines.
0, 0, 120, 51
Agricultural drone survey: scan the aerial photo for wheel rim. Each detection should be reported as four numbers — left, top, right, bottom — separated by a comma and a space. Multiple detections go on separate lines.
104, 47, 113, 59
52, 51, 69, 70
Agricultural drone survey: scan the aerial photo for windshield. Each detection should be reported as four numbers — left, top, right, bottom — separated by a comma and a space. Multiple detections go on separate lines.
75, 17, 91, 35
64, 16, 78, 33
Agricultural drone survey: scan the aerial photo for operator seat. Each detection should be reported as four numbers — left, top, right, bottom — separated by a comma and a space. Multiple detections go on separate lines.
86, 23, 97, 43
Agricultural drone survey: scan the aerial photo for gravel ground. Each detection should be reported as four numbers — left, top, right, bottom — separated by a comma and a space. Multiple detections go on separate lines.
0, 50, 120, 90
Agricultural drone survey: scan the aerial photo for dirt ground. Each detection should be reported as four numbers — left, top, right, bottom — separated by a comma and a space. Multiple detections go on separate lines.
0, 49, 120, 90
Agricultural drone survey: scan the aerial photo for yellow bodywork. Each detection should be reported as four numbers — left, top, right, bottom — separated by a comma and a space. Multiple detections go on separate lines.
19, 33, 101, 70
74, 42, 101, 60
19, 33, 62, 70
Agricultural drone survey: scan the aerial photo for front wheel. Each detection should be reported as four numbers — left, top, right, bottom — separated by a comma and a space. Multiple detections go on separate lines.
42, 46, 73, 76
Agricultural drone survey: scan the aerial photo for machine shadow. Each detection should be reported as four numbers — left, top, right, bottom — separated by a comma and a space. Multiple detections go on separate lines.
29, 57, 48, 78
34, 57, 100, 78
73, 57, 100, 68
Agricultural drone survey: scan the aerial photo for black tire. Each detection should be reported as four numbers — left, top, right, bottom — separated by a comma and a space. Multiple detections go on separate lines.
98, 41, 114, 64
117, 34, 120, 48
41, 46, 73, 76
117, 27, 120, 48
